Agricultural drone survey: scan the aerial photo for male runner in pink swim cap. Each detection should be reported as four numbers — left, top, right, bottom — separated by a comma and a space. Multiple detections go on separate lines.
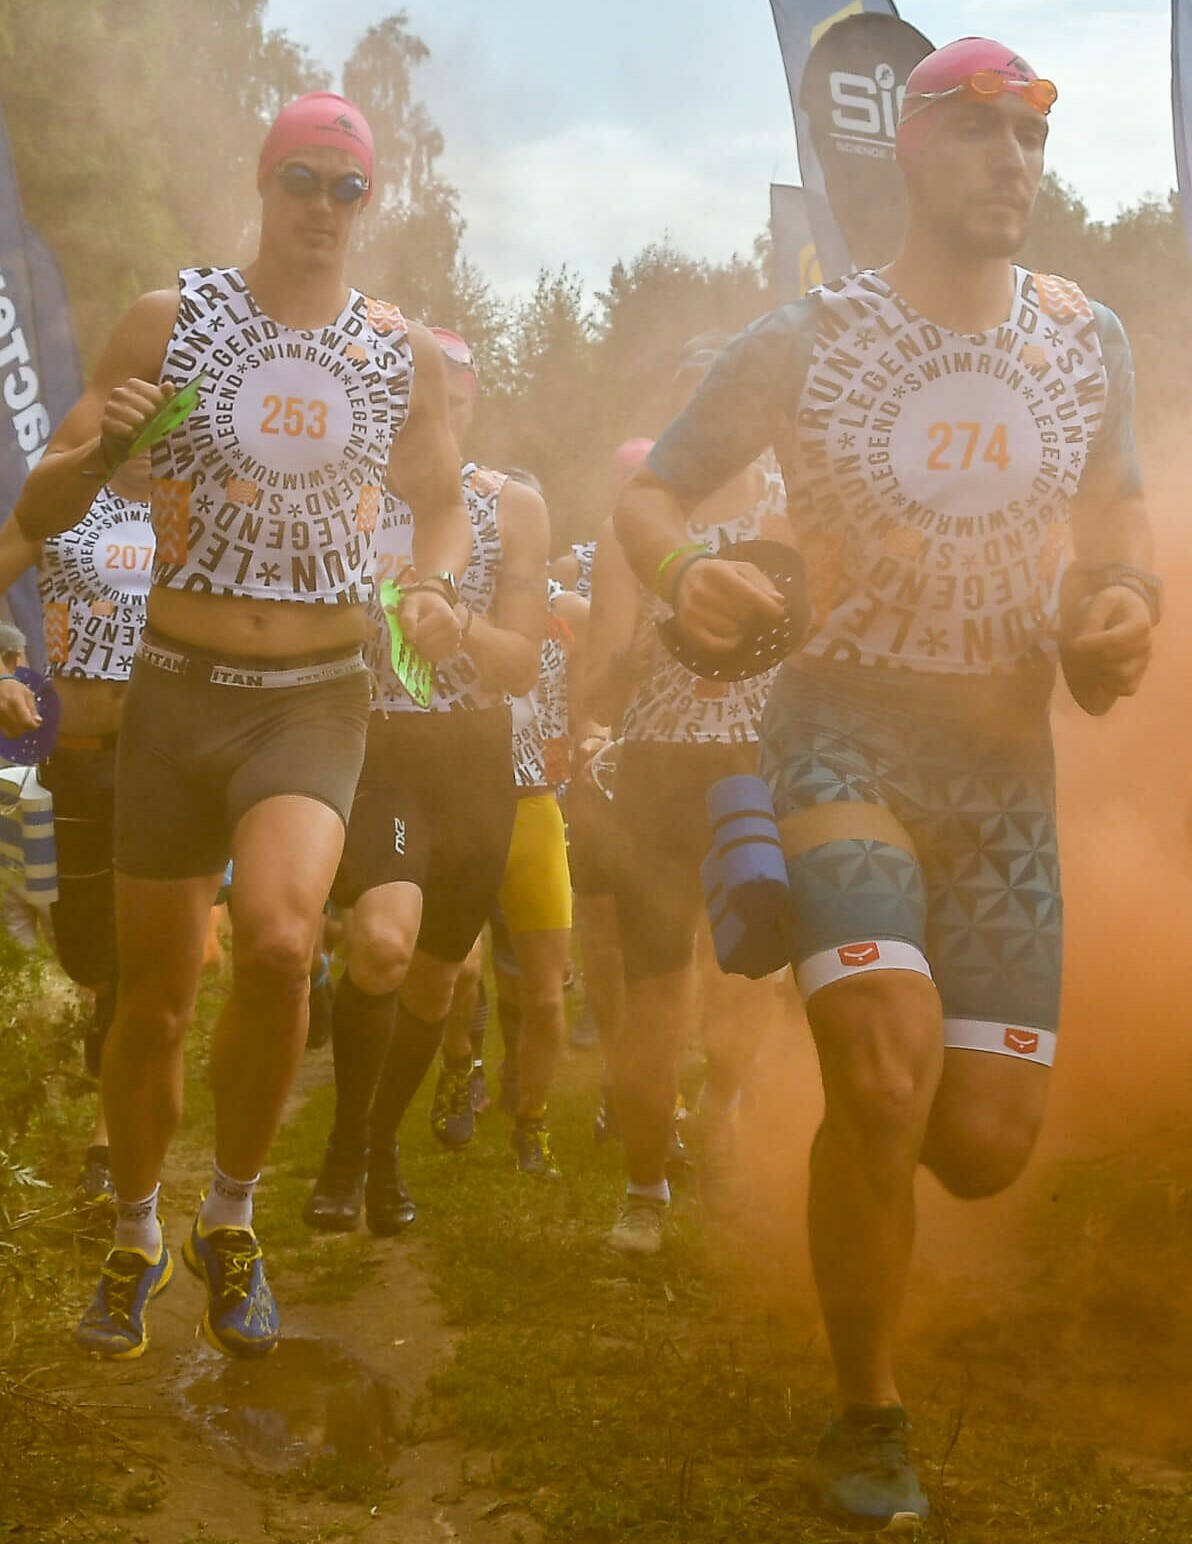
16, 91, 473, 1364
615, 35, 1155, 1523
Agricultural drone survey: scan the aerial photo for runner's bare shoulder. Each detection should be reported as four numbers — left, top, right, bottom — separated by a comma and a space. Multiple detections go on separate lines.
38, 288, 181, 464
97, 288, 182, 389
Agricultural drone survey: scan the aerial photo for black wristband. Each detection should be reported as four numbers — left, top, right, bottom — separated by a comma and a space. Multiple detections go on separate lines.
1076, 562, 1162, 626
422, 571, 460, 606
405, 580, 453, 604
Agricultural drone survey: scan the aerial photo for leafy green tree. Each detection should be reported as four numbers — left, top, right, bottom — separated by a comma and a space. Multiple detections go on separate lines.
471, 266, 599, 546
344, 12, 504, 354
595, 241, 770, 445
154, 0, 326, 269
0, 0, 186, 362
0, 0, 322, 364
1019, 175, 1192, 424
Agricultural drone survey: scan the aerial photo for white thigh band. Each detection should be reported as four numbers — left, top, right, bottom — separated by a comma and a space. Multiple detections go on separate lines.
796, 939, 933, 1001
943, 1018, 1057, 1067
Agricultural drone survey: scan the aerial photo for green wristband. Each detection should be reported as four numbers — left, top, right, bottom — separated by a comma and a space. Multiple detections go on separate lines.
653, 542, 710, 599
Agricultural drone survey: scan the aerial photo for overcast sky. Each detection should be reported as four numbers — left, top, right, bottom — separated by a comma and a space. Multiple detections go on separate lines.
266, 0, 1177, 302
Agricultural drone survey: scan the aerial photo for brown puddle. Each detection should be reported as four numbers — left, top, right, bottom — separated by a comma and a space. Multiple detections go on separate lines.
177, 1336, 402, 1471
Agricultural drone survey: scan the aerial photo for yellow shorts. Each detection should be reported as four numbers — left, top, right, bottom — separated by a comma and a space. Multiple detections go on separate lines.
499, 792, 573, 935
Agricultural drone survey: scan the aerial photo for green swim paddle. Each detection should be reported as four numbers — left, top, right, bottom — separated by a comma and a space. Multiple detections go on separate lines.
126, 371, 208, 458
379, 579, 434, 708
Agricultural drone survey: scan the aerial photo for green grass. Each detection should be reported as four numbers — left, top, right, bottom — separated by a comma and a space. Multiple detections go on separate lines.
261, 1012, 1192, 1544
6, 960, 1192, 1542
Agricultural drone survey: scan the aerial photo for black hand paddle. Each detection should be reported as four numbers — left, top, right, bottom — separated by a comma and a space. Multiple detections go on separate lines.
656, 538, 810, 682
0, 668, 60, 765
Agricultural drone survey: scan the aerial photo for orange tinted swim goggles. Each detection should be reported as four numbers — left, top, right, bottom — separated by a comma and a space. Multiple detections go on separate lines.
901, 71, 1058, 125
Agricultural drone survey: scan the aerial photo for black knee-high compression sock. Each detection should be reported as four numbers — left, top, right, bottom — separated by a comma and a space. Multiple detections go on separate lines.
85, 978, 118, 1078
494, 989, 522, 1109
368, 999, 448, 1149
496, 991, 522, 1066
329, 973, 399, 1161
468, 978, 489, 1064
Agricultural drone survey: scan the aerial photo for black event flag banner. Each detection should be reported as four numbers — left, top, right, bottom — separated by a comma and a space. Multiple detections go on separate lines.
0, 101, 83, 670
769, 0, 932, 279
1174, 0, 1192, 254
769, 183, 822, 303
769, 0, 902, 276
22, 226, 82, 443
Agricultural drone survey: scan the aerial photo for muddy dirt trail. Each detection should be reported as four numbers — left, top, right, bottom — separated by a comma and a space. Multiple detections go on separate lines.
54, 1062, 540, 1544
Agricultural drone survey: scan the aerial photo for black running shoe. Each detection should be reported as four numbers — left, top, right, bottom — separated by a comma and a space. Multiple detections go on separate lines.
593, 1086, 620, 1144
811, 1405, 929, 1524
430, 1058, 475, 1148
364, 1145, 416, 1236
512, 1121, 561, 1179
302, 1149, 365, 1232
468, 1060, 491, 1116
76, 1145, 115, 1208
665, 1120, 694, 1187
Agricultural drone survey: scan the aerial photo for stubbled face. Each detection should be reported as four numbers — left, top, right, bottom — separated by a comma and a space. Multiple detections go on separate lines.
904, 91, 1048, 258
444, 369, 476, 444
259, 145, 366, 271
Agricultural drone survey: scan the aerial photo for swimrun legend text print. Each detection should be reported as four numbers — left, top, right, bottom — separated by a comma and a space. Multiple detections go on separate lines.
39, 486, 153, 681
367, 463, 506, 714
513, 580, 571, 791
792, 268, 1107, 673
150, 267, 413, 606
622, 465, 790, 745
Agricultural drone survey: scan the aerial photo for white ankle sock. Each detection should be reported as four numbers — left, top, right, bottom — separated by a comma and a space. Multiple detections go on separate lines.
198, 1163, 259, 1232
627, 1178, 670, 1203
113, 1185, 162, 1255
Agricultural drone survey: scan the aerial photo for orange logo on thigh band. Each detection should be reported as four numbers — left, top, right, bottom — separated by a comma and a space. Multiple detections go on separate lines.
838, 942, 881, 967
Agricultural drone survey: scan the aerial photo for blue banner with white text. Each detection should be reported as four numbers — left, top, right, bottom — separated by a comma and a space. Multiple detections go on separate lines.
0, 100, 82, 668
1174, 0, 1192, 253
769, 0, 932, 278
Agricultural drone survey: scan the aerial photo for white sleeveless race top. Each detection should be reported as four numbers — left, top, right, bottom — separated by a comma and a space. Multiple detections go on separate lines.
39, 486, 153, 681
512, 578, 571, 789
621, 461, 788, 745
571, 540, 595, 600
367, 462, 505, 713
793, 267, 1108, 672
151, 266, 413, 605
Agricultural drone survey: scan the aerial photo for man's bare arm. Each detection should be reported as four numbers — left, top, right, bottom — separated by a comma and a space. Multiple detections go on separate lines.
463, 479, 549, 697
0, 517, 40, 596
13, 290, 177, 541
583, 514, 649, 728
613, 469, 783, 655
387, 323, 474, 662
387, 322, 472, 580
1061, 488, 1156, 709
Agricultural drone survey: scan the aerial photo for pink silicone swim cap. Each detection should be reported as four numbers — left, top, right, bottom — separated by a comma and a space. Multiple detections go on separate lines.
611, 438, 655, 481
896, 38, 1042, 163
429, 327, 475, 370
258, 93, 375, 200
430, 326, 478, 397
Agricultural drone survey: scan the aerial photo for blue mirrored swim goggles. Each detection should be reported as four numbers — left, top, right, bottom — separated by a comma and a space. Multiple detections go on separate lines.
275, 163, 370, 204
